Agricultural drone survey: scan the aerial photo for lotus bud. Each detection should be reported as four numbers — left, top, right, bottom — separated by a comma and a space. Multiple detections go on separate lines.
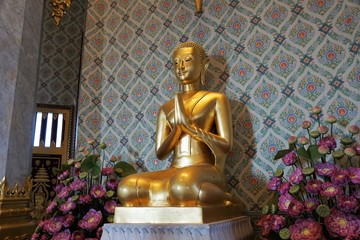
318, 126, 329, 134
67, 159, 75, 165
75, 162, 81, 169
99, 142, 107, 149
298, 136, 309, 145
312, 106, 322, 114
355, 145, 360, 156
301, 120, 312, 129
110, 156, 118, 162
87, 138, 95, 145
310, 130, 320, 138
78, 146, 85, 152
348, 125, 359, 134
318, 145, 329, 154
287, 136, 297, 144
326, 115, 337, 124
344, 147, 356, 157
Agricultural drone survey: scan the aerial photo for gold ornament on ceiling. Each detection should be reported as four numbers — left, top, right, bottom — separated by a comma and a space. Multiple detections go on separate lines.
52, 0, 72, 25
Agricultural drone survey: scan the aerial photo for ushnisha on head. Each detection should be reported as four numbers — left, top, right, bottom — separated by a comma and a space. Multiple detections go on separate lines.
173, 42, 209, 86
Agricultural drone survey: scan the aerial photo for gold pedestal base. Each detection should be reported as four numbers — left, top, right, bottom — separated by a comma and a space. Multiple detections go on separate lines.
0, 177, 37, 240
114, 206, 243, 224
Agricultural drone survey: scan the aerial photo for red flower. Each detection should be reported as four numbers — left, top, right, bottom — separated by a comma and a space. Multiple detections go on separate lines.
78, 209, 103, 231
324, 208, 360, 239
289, 218, 323, 240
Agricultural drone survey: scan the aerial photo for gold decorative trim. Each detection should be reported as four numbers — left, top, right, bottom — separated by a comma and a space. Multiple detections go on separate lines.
0, 177, 32, 200
52, 0, 72, 25
4, 233, 31, 240
194, 0, 203, 13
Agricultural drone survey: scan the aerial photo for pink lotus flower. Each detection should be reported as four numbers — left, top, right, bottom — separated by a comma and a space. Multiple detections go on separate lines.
58, 170, 70, 180
289, 168, 303, 184
267, 176, 282, 191
282, 152, 297, 166
52, 229, 71, 240
54, 183, 65, 193
277, 182, 291, 195
355, 144, 360, 155
43, 217, 63, 234
57, 186, 71, 199
106, 178, 119, 190
318, 136, 337, 150
270, 214, 285, 232
63, 214, 75, 228
101, 167, 114, 176
104, 200, 118, 214
324, 208, 360, 239
344, 147, 356, 157
78, 209, 103, 231
46, 200, 58, 214
331, 169, 349, 186
96, 227, 103, 238
348, 167, 360, 184
321, 182, 343, 198
278, 193, 295, 212
337, 195, 358, 213
256, 214, 272, 236
305, 179, 323, 194
315, 162, 336, 177
289, 218, 323, 240
78, 194, 91, 204
90, 184, 106, 198
59, 198, 76, 213
288, 200, 304, 217
71, 230, 85, 240
69, 179, 87, 191
304, 198, 320, 212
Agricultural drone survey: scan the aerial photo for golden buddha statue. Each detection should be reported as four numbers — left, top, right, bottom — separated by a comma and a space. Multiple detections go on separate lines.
117, 42, 238, 207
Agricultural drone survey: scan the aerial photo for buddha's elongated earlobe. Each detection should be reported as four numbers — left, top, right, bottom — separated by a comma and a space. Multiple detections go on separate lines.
201, 70, 206, 85
201, 58, 210, 86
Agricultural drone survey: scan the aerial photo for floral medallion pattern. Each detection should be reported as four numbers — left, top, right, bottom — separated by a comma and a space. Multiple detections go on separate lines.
78, 0, 360, 215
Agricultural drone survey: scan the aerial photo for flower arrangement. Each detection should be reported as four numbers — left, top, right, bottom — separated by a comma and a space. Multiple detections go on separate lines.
31, 139, 136, 240
257, 106, 360, 240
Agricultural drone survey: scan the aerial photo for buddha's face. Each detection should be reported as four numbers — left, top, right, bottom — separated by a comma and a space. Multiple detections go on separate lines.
173, 47, 202, 84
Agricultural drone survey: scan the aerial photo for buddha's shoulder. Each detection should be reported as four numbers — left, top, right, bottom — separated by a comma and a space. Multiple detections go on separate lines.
159, 99, 175, 113
200, 91, 229, 101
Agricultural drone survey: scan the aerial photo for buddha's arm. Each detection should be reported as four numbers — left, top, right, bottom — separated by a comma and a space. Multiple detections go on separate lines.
155, 108, 182, 160
176, 94, 233, 165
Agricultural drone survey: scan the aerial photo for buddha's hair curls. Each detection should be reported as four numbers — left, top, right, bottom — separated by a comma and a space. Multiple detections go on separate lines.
173, 42, 207, 63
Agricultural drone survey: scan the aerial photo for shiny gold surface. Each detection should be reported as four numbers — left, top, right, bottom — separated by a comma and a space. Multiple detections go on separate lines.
0, 177, 36, 240
52, 0, 72, 25
114, 206, 243, 224
118, 42, 240, 208
194, 0, 203, 12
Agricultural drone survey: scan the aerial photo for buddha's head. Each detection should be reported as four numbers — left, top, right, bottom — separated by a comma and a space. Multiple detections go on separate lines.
173, 42, 209, 85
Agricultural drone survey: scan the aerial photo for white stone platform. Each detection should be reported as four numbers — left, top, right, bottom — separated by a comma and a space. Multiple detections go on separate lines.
101, 216, 254, 240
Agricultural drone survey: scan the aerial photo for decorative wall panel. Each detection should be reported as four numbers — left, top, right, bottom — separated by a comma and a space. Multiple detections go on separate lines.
36, 1, 87, 105
78, 0, 360, 213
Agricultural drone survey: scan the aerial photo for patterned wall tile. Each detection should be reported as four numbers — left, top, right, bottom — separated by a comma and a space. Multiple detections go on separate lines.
78, 0, 360, 213
36, 1, 87, 106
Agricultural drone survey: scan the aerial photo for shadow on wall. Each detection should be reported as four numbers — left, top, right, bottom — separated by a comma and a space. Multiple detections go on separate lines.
207, 55, 263, 212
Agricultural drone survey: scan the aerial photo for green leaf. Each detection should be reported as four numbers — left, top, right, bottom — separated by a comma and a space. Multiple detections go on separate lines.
308, 145, 323, 160
297, 146, 310, 160
81, 155, 98, 172
274, 149, 292, 160
114, 161, 136, 178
